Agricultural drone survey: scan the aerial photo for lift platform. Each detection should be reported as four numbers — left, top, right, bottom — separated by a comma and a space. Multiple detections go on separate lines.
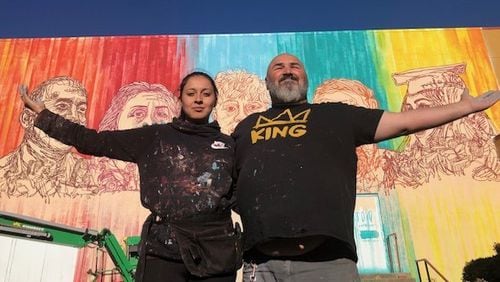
0, 211, 138, 282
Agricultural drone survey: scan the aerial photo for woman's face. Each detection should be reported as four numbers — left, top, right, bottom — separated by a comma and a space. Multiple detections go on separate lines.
181, 75, 217, 123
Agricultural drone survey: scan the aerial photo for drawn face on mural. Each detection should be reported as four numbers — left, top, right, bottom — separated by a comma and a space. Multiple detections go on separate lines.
395, 66, 496, 176
405, 72, 465, 104
94, 81, 180, 193
44, 84, 88, 124
402, 72, 466, 146
117, 91, 176, 130
181, 75, 217, 124
266, 54, 308, 104
98, 81, 180, 131
315, 89, 366, 106
216, 98, 268, 134
2, 77, 94, 199
22, 78, 88, 151
213, 71, 271, 134
313, 79, 378, 109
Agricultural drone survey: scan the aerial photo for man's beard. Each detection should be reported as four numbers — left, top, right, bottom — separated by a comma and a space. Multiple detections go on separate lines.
268, 78, 307, 104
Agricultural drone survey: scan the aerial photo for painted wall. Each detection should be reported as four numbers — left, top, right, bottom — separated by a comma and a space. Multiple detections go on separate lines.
0, 27, 498, 281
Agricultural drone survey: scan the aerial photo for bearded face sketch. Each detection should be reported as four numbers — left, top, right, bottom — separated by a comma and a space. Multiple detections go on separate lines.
313, 78, 397, 192
393, 63, 499, 184
213, 70, 271, 135
0, 76, 96, 200
93, 81, 181, 192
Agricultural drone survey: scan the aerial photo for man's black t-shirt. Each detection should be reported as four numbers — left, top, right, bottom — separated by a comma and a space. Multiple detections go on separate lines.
233, 102, 383, 260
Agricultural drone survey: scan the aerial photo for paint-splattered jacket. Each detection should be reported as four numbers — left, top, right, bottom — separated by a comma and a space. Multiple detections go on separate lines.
35, 109, 235, 259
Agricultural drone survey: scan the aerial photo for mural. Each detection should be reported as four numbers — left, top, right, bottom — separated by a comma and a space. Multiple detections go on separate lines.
0, 27, 499, 281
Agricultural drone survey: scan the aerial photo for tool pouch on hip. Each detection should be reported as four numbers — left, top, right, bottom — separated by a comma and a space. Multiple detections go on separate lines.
172, 218, 242, 277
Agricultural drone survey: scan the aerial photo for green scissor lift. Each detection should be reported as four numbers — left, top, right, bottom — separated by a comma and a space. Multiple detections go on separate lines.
0, 211, 139, 282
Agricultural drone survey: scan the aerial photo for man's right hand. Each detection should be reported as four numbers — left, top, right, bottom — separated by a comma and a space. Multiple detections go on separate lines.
461, 88, 500, 114
19, 84, 46, 114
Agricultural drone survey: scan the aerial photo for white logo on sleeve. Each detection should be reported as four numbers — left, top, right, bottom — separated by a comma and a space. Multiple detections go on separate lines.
211, 141, 229, 150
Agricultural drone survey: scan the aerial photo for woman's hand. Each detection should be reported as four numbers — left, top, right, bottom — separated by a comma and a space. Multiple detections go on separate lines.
19, 84, 46, 114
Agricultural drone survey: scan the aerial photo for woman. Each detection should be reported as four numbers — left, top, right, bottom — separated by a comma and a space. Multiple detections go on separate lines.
21, 72, 241, 282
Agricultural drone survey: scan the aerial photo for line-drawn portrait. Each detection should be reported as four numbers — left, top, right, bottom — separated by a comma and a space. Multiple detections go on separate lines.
0, 76, 97, 200
92, 81, 181, 192
213, 70, 271, 135
392, 63, 499, 186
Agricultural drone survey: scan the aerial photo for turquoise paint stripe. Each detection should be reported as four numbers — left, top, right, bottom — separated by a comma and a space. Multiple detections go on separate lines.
190, 33, 281, 78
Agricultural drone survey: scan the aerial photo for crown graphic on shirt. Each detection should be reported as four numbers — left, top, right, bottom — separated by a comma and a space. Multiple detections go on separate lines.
253, 109, 311, 129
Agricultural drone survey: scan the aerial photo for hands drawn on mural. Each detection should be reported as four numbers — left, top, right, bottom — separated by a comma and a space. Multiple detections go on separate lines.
392, 63, 499, 186
313, 79, 397, 193
213, 70, 271, 135
91, 82, 181, 192
0, 77, 97, 200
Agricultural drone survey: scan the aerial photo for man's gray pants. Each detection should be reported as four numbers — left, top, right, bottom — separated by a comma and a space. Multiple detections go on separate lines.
242, 258, 361, 282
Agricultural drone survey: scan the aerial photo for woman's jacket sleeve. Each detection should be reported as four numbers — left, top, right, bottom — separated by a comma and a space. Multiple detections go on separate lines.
35, 109, 154, 163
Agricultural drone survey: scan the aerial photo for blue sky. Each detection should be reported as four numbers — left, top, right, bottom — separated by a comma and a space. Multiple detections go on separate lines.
1, 0, 499, 38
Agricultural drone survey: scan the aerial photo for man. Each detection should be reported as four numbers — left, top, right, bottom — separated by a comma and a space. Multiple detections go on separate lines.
232, 53, 500, 281
0, 76, 96, 200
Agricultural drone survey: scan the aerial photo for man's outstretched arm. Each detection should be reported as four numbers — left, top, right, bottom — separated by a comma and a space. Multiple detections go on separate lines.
374, 89, 500, 142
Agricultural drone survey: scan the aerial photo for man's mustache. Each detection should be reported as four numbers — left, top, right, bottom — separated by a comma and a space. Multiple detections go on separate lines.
279, 73, 298, 82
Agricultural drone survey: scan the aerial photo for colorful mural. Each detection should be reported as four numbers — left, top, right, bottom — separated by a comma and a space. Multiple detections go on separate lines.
0, 27, 499, 281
